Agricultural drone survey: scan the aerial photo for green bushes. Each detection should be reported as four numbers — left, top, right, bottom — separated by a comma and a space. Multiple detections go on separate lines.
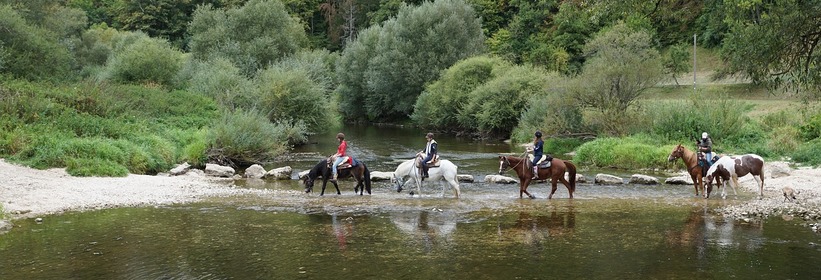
0, 80, 219, 176
792, 139, 821, 167
574, 135, 673, 169
98, 35, 183, 87
207, 109, 290, 165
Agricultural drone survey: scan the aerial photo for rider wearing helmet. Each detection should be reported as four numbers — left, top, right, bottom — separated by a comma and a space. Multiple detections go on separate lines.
697, 132, 713, 167
531, 131, 544, 179
331, 132, 347, 181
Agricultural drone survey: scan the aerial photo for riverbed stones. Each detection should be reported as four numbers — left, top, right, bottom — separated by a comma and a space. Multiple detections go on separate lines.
370, 171, 393, 181
457, 174, 474, 182
768, 162, 791, 178
664, 176, 693, 185
169, 162, 191, 176
485, 175, 518, 184
244, 164, 266, 179
595, 174, 623, 185
265, 166, 292, 180
298, 170, 310, 180
205, 164, 235, 178
629, 174, 659, 185
0, 220, 12, 234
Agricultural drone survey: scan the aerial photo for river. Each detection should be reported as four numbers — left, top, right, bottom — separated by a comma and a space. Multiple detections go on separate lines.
1, 125, 819, 279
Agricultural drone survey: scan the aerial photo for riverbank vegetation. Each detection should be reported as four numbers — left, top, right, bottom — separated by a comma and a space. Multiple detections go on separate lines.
1, 0, 820, 175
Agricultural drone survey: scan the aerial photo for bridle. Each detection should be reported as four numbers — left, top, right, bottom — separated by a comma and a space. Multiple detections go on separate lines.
500, 151, 528, 174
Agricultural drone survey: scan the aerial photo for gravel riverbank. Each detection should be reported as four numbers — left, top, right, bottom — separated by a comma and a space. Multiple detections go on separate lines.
2, 158, 820, 233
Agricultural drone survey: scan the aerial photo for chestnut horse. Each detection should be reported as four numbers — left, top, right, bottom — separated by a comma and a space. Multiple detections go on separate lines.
498, 155, 577, 199
667, 144, 706, 197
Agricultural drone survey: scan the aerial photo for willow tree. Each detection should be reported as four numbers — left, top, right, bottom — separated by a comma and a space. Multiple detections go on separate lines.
336, 0, 485, 121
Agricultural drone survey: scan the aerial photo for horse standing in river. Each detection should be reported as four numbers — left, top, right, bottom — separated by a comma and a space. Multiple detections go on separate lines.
667, 144, 707, 198
498, 155, 577, 199
392, 158, 460, 198
303, 158, 371, 196
704, 154, 765, 199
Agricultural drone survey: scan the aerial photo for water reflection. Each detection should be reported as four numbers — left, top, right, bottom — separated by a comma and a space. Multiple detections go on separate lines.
390, 210, 458, 251
496, 204, 576, 245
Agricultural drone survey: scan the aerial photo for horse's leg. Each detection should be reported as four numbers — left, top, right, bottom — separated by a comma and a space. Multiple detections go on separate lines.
448, 177, 460, 198
558, 175, 572, 199
757, 173, 765, 199
320, 179, 328, 196
548, 178, 559, 199
522, 178, 535, 199
332, 179, 341, 195
731, 175, 740, 196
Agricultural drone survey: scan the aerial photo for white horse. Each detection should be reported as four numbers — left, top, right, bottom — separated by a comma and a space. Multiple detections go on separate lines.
391, 158, 460, 198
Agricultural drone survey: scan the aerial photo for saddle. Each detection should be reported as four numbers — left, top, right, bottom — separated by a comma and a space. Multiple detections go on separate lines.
697, 152, 720, 177
527, 154, 553, 168
415, 154, 440, 168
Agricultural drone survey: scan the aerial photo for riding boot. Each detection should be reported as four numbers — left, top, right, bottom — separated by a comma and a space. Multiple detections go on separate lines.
532, 166, 539, 179
331, 173, 338, 182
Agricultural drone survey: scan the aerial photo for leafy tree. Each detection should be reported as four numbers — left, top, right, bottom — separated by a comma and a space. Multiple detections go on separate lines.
573, 22, 663, 135
718, 0, 821, 96
0, 4, 73, 81
188, 0, 308, 76
663, 44, 692, 86
97, 34, 183, 87
413, 55, 505, 130
254, 67, 337, 132
336, 0, 485, 121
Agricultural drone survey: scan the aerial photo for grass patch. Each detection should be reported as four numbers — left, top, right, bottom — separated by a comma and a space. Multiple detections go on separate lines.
0, 78, 219, 176
574, 135, 673, 170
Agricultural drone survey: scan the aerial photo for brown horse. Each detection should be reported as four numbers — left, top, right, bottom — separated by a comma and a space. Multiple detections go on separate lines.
667, 144, 706, 197
498, 155, 577, 199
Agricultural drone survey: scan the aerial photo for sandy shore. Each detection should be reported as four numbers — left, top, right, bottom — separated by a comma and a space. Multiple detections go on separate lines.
2, 158, 820, 232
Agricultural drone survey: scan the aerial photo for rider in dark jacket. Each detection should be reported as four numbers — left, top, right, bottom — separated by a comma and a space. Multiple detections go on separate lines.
531, 131, 544, 179
419, 132, 437, 180
697, 132, 713, 167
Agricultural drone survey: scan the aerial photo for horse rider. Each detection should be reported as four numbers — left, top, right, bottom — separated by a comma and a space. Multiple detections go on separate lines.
331, 132, 347, 182
697, 132, 713, 167
417, 132, 437, 181
530, 131, 544, 179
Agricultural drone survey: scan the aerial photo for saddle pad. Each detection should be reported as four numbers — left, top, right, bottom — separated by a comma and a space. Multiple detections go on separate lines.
527, 154, 548, 164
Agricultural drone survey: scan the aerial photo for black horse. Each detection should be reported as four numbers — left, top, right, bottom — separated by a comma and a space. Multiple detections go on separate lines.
303, 158, 372, 196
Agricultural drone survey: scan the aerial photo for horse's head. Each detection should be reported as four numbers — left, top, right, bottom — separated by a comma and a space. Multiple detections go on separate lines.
392, 172, 404, 193
667, 144, 684, 162
498, 156, 510, 175
303, 176, 314, 193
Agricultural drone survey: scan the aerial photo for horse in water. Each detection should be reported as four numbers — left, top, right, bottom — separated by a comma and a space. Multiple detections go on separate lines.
498, 155, 577, 199
667, 144, 707, 198
303, 158, 371, 196
704, 154, 765, 199
392, 157, 460, 198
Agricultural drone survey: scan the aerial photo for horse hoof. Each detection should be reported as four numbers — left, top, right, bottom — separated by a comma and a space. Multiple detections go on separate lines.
409, 191, 415, 196
529, 195, 536, 199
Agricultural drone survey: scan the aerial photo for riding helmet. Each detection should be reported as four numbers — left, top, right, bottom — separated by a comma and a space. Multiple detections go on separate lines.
337, 132, 345, 140
535, 131, 542, 138
702, 132, 708, 138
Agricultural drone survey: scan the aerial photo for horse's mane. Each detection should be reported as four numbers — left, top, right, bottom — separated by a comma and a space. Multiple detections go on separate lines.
307, 159, 325, 179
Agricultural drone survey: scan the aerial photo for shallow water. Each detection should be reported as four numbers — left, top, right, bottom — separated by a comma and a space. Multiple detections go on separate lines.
2, 125, 820, 278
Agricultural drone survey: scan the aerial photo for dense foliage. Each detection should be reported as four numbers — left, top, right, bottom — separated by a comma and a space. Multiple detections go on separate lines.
2, 0, 821, 175
336, 0, 485, 121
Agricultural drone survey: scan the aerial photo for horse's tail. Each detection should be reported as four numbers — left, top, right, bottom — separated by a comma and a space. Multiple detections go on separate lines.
564, 161, 577, 192
363, 163, 372, 194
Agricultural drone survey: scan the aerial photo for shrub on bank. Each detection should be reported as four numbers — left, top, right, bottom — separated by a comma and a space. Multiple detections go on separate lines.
792, 139, 821, 167
206, 109, 291, 165
574, 135, 673, 170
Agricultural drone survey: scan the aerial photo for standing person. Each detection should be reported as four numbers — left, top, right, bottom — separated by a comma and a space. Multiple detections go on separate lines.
531, 131, 544, 179
697, 132, 713, 167
331, 133, 347, 182
418, 132, 437, 180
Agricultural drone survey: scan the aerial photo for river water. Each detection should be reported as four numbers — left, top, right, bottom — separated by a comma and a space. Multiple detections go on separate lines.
1, 125, 820, 279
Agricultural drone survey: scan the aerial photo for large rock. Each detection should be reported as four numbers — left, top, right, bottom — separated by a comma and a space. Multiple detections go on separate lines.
169, 162, 191, 176
370, 171, 393, 181
768, 161, 791, 178
595, 174, 624, 185
665, 176, 694, 185
457, 174, 474, 183
265, 166, 293, 180
484, 175, 518, 184
298, 170, 310, 180
205, 164, 235, 178
244, 164, 266, 179
629, 174, 659, 185
0, 220, 12, 234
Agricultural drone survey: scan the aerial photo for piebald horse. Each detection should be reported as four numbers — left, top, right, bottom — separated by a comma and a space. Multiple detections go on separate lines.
704, 154, 765, 199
